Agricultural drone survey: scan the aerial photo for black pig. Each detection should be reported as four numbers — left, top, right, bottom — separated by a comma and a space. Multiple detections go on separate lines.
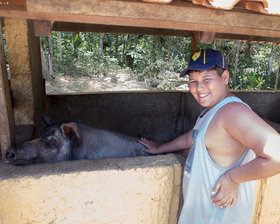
5, 114, 150, 165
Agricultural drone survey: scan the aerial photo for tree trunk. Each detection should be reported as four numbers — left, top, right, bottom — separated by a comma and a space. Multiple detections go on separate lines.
40, 38, 50, 81
115, 34, 119, 58
58, 31, 62, 60
268, 44, 275, 81
150, 35, 154, 64
233, 40, 241, 75
232, 40, 241, 86
48, 35, 53, 78
122, 34, 127, 66
275, 56, 280, 90
98, 33, 105, 57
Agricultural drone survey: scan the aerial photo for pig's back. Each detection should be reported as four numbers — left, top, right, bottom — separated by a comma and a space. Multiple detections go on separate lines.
74, 123, 150, 160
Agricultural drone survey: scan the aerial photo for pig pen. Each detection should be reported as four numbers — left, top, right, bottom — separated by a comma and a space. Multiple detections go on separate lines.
0, 91, 280, 224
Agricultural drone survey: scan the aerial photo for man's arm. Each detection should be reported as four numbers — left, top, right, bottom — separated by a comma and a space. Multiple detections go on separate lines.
139, 129, 193, 154
211, 103, 280, 208
225, 103, 280, 182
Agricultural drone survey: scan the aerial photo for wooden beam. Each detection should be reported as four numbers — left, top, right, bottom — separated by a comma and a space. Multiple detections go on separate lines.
195, 31, 215, 44
142, 0, 172, 3
0, 19, 15, 160
33, 20, 53, 37
26, 0, 280, 34
52, 22, 280, 43
191, 32, 198, 54
52, 22, 193, 37
1, 1, 280, 40
0, 0, 26, 10
214, 33, 280, 43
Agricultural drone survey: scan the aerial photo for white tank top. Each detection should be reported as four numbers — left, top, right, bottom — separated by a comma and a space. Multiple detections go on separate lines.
178, 96, 256, 224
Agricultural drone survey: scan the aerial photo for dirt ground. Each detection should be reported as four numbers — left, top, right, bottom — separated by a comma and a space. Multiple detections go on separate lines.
45, 72, 189, 94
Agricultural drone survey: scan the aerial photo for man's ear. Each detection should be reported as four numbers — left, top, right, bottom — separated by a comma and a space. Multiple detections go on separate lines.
60, 122, 81, 147
221, 70, 230, 85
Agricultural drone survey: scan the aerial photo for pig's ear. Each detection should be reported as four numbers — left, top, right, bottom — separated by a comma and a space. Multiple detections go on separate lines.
38, 112, 53, 128
60, 122, 81, 147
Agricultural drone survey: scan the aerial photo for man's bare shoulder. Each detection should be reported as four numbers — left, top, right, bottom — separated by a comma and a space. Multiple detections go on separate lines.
215, 101, 279, 156
217, 101, 268, 132
219, 101, 252, 118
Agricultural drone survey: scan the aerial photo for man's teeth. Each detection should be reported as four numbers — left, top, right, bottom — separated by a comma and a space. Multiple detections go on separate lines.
199, 93, 209, 98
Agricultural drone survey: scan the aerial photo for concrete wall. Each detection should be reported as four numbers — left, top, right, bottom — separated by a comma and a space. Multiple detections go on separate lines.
0, 154, 183, 224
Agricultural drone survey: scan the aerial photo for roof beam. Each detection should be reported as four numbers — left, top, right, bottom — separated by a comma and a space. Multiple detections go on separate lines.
51, 22, 280, 44
1, 0, 280, 41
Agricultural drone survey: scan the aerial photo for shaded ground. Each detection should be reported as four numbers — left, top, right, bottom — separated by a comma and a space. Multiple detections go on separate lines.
45, 71, 189, 94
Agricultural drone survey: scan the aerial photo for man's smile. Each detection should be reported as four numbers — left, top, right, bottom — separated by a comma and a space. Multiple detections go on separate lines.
198, 92, 210, 98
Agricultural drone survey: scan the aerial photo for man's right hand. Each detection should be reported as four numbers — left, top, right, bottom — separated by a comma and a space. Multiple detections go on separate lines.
139, 138, 162, 154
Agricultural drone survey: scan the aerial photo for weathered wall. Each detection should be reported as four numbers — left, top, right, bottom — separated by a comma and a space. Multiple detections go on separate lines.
251, 120, 280, 224
234, 91, 280, 123
44, 91, 280, 142
44, 92, 189, 142
4, 18, 44, 125
0, 154, 183, 224
256, 175, 280, 224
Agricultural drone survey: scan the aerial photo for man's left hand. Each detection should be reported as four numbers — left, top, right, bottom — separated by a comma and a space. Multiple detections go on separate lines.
211, 171, 239, 208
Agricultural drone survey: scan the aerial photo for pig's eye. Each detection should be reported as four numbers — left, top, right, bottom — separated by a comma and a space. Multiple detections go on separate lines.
44, 137, 59, 148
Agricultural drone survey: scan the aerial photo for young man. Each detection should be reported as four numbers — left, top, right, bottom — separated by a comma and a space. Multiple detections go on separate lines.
139, 49, 280, 224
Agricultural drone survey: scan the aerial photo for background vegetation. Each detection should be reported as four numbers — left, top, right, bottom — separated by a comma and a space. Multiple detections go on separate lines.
40, 32, 280, 91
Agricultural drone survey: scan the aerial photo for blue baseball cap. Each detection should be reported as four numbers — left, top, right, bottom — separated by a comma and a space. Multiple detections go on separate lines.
180, 49, 228, 77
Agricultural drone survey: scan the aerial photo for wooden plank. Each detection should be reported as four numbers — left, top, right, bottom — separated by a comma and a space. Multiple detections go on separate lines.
0, 18, 14, 161
2, 8, 280, 41
25, 0, 280, 32
195, 31, 215, 44
191, 32, 198, 54
33, 20, 53, 37
0, 0, 26, 10
52, 22, 280, 43
53, 22, 193, 37
214, 33, 280, 43
142, 0, 172, 3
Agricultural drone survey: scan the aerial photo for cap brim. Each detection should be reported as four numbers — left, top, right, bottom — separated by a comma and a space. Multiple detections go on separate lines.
179, 64, 216, 77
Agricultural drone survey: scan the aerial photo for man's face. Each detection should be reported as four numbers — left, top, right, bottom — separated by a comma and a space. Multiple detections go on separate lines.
188, 69, 229, 109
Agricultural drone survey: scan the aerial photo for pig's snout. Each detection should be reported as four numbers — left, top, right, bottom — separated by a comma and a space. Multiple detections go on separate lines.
5, 148, 17, 161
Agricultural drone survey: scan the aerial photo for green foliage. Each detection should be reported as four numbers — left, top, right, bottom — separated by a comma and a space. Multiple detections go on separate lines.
196, 40, 280, 90
41, 32, 280, 91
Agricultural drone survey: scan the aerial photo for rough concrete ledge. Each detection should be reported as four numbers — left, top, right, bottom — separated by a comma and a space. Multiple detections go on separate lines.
0, 154, 182, 224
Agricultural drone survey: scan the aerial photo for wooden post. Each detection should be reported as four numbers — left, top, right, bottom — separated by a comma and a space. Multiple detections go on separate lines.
4, 18, 45, 140
191, 32, 198, 54
0, 18, 15, 160
33, 20, 53, 37
5, 18, 44, 126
